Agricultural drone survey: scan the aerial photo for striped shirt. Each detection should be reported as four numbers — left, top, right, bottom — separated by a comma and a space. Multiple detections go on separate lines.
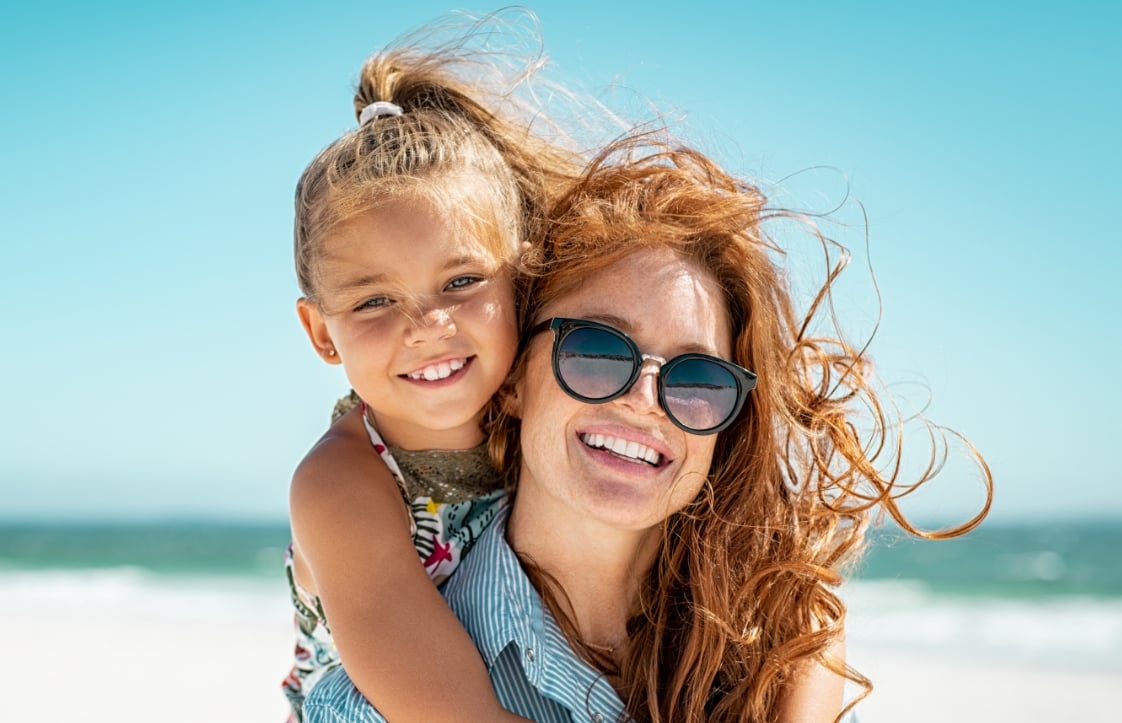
303, 500, 627, 723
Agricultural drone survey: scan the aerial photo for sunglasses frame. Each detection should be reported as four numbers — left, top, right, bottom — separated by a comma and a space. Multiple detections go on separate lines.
530, 317, 758, 435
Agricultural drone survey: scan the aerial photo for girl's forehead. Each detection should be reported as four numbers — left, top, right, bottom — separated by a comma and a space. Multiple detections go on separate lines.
328, 190, 514, 259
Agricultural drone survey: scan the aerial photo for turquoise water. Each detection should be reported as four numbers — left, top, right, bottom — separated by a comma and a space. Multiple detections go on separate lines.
2, 517, 1120, 671
857, 520, 1122, 599
0, 521, 289, 580
1, 518, 1119, 598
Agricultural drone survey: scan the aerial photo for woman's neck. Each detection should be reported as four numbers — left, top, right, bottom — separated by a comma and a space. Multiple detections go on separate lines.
506, 490, 660, 652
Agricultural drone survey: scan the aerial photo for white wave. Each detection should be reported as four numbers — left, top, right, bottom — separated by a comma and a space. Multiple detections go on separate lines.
0, 567, 291, 624
6, 570, 1120, 673
844, 579, 1122, 672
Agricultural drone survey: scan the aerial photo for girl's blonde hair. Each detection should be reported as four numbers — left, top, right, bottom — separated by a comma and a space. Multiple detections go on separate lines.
294, 11, 584, 304
490, 133, 993, 722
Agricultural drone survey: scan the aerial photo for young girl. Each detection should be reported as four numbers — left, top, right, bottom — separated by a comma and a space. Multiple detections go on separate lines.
281, 19, 583, 723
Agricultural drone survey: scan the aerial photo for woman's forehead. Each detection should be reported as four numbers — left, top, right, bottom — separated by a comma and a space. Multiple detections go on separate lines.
544, 249, 732, 356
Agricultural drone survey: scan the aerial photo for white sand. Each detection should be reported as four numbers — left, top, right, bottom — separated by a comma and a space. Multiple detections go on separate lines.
6, 600, 293, 723
849, 644, 1122, 723
5, 593, 1120, 722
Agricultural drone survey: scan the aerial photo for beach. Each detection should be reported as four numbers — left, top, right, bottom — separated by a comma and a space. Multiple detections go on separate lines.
849, 646, 1122, 722
3, 574, 1119, 722
3, 520, 1120, 722
3, 570, 294, 723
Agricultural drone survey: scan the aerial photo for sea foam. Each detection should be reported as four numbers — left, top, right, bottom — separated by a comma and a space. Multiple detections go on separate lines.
845, 579, 1122, 672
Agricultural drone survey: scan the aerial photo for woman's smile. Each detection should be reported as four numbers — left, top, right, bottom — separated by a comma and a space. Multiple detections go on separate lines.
577, 425, 673, 469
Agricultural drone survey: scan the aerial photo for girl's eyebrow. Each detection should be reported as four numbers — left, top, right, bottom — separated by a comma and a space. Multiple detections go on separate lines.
334, 272, 388, 292
330, 254, 493, 293
442, 253, 493, 270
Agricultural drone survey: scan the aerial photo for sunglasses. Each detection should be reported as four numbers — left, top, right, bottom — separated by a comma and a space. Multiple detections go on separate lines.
530, 317, 758, 435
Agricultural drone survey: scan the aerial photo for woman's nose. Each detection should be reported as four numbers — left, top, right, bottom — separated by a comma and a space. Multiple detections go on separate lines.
616, 358, 663, 417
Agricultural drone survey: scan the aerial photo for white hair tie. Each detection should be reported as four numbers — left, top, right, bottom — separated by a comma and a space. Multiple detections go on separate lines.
358, 101, 404, 125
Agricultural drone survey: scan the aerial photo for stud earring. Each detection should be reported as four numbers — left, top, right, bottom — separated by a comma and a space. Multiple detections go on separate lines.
326, 348, 337, 357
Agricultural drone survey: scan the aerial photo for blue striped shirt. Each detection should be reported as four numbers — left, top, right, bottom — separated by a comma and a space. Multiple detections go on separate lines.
303, 500, 627, 722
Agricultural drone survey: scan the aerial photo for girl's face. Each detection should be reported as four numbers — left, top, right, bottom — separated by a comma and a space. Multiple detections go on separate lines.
513, 248, 730, 534
298, 196, 518, 450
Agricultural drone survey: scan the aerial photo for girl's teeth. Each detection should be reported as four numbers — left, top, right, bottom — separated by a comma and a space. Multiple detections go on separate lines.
410, 358, 467, 381
581, 433, 661, 465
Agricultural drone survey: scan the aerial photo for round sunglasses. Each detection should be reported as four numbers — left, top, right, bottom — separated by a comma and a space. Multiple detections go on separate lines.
530, 317, 758, 435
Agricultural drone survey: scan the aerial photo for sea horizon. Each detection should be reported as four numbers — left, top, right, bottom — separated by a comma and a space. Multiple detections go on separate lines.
3, 515, 1119, 593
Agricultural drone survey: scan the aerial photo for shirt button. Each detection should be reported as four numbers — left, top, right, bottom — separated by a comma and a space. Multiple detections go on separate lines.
592, 714, 604, 723
525, 647, 535, 663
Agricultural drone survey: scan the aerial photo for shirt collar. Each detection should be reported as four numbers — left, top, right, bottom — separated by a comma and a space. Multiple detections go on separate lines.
443, 501, 627, 721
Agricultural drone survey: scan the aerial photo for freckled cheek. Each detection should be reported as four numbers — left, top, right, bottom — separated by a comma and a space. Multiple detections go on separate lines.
524, 354, 579, 428
348, 317, 400, 345
669, 470, 708, 507
671, 438, 717, 504
331, 318, 404, 369
517, 371, 575, 476
460, 296, 518, 348
472, 299, 506, 322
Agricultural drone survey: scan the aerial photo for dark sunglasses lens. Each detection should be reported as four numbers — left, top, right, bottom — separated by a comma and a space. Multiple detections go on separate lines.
556, 326, 636, 400
662, 358, 740, 431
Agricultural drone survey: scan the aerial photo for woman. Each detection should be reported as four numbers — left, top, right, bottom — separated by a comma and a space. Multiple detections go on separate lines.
305, 135, 992, 722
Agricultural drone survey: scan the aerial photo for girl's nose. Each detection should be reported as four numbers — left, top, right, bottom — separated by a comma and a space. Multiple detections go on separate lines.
404, 304, 457, 345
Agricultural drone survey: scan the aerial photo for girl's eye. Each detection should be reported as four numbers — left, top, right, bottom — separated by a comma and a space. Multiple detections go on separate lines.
354, 296, 393, 312
446, 275, 484, 291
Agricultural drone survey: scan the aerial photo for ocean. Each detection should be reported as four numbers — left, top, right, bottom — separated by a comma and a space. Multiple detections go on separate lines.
2, 518, 1120, 674
845, 521, 1122, 674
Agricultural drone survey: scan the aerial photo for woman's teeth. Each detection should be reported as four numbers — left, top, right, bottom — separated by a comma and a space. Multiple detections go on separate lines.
408, 358, 466, 381
581, 433, 661, 466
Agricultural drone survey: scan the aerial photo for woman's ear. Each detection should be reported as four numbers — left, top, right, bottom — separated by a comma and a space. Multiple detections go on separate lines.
296, 298, 342, 365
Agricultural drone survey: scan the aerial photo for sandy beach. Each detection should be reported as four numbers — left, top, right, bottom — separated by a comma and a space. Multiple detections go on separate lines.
4, 582, 1120, 723
848, 644, 1122, 722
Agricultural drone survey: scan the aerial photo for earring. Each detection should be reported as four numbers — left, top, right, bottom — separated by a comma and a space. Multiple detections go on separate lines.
326, 348, 337, 357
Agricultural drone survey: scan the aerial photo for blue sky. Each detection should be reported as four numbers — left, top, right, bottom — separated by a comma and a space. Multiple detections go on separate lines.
2, 1, 1118, 523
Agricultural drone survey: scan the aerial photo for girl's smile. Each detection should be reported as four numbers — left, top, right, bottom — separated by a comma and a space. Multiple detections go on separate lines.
403, 356, 473, 383
297, 195, 518, 450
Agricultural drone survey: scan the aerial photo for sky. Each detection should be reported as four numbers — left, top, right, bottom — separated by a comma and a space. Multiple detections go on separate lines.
1, 1, 1118, 524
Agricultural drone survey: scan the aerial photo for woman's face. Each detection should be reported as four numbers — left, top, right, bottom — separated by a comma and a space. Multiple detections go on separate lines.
514, 247, 732, 533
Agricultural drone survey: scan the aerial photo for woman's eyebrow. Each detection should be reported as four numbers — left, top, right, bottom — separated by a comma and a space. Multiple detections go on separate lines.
582, 312, 719, 356
582, 312, 632, 329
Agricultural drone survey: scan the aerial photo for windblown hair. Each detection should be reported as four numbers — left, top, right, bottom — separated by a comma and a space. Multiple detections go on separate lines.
293, 10, 584, 304
489, 134, 993, 722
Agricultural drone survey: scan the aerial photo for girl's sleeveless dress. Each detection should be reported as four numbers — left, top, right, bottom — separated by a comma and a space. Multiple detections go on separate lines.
280, 405, 506, 722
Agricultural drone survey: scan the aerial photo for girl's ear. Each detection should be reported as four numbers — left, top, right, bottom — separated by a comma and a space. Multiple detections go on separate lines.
296, 298, 342, 365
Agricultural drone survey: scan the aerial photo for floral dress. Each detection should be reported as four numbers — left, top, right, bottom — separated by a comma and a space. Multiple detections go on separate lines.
281, 396, 506, 722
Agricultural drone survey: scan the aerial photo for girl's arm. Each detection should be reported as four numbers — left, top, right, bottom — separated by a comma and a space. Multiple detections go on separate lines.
289, 408, 528, 723
776, 635, 850, 723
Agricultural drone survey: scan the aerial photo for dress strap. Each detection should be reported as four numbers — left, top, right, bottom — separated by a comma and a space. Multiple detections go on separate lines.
359, 405, 417, 536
